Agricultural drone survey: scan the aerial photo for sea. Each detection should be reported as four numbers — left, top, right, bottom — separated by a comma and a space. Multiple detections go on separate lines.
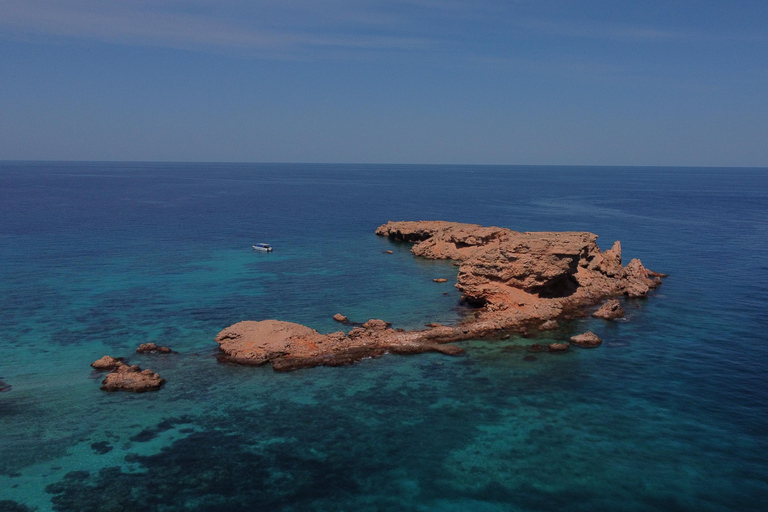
0, 162, 767, 512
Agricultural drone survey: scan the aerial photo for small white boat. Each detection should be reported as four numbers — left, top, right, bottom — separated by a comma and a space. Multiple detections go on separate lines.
252, 243, 273, 252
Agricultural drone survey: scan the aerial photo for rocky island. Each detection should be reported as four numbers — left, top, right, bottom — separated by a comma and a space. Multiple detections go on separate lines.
216, 221, 665, 371
91, 356, 165, 392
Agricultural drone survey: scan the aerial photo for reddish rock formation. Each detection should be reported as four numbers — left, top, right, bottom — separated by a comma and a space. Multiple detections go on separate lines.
91, 356, 125, 371
215, 221, 664, 371
100, 364, 165, 392
136, 343, 172, 354
570, 332, 603, 348
216, 319, 465, 371
376, 221, 663, 308
548, 343, 570, 352
592, 299, 625, 320
384, 250, 394, 254
333, 313, 348, 323
433, 278, 448, 283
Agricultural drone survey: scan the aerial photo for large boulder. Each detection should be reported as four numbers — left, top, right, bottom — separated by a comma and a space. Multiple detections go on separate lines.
570, 331, 603, 348
215, 320, 325, 365
91, 355, 125, 371
592, 299, 625, 320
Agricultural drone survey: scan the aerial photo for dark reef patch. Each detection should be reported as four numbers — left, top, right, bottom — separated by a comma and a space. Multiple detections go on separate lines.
90, 441, 113, 455
0, 500, 36, 512
129, 416, 194, 443
45, 367, 503, 512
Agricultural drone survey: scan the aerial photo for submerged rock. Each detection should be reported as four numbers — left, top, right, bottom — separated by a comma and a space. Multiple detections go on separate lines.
0, 379, 11, 392
136, 343, 172, 354
570, 331, 603, 348
100, 364, 165, 392
592, 299, 625, 320
548, 342, 570, 353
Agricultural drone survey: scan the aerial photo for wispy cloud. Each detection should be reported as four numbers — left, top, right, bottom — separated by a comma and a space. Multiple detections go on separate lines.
0, 0, 763, 59
0, 0, 439, 56
520, 18, 697, 43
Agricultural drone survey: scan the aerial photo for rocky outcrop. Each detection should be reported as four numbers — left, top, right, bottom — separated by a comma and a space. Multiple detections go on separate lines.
216, 319, 465, 371
92, 355, 165, 391
376, 221, 663, 308
570, 332, 603, 348
91, 356, 125, 370
592, 299, 625, 320
216, 221, 664, 371
100, 364, 165, 392
136, 343, 172, 354
433, 278, 448, 283
333, 313, 348, 323
548, 343, 570, 352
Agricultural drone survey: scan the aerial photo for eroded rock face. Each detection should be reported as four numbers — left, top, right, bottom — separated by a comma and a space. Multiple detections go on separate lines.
376, 221, 663, 308
100, 364, 165, 392
592, 299, 625, 320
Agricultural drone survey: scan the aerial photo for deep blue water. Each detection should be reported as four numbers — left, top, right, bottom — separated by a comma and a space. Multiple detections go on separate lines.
1, 162, 767, 511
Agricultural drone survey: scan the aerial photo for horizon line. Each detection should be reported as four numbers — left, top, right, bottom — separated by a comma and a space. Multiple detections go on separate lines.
1, 159, 767, 170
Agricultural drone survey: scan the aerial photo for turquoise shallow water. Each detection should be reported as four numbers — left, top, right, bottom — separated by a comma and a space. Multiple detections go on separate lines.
1, 163, 767, 511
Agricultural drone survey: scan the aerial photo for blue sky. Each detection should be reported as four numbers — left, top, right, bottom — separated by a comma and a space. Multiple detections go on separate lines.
1, 0, 766, 165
